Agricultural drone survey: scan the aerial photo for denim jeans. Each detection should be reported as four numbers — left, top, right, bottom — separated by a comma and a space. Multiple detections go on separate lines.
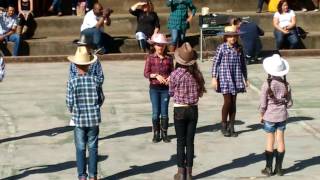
81, 28, 107, 53
174, 106, 198, 167
274, 28, 299, 50
52, 0, 62, 12
257, 0, 265, 10
170, 29, 186, 46
74, 126, 99, 179
72, 0, 93, 10
5, 33, 21, 56
149, 87, 170, 123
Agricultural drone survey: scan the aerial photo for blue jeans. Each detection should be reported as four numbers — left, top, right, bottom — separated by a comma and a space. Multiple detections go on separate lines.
149, 87, 170, 123
72, 0, 92, 9
52, 0, 62, 12
74, 126, 99, 179
170, 29, 186, 46
81, 28, 106, 53
5, 33, 21, 56
274, 28, 299, 50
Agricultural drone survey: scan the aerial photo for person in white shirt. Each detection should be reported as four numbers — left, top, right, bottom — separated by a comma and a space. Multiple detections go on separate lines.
273, 0, 300, 50
0, 6, 21, 56
80, 3, 112, 54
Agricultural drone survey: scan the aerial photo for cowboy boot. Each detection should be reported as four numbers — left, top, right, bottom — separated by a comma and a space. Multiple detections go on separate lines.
261, 150, 274, 176
161, 118, 171, 143
186, 167, 193, 180
152, 120, 161, 143
274, 150, 285, 176
174, 167, 185, 180
228, 121, 238, 137
221, 121, 230, 137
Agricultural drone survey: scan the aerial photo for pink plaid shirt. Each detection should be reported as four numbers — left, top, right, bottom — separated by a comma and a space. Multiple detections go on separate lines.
169, 67, 200, 105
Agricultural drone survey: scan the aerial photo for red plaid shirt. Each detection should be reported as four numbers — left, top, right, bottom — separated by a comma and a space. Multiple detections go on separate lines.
144, 54, 174, 87
169, 67, 200, 105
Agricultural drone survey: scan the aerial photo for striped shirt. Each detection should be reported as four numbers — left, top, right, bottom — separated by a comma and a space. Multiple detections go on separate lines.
66, 75, 105, 127
169, 67, 200, 105
259, 76, 293, 122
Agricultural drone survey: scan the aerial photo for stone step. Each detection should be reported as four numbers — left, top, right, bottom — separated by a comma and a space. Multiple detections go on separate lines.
4, 32, 320, 56
32, 12, 320, 38
4, 49, 320, 63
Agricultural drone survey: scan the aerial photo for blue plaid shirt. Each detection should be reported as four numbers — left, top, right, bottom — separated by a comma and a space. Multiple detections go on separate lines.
66, 63, 105, 127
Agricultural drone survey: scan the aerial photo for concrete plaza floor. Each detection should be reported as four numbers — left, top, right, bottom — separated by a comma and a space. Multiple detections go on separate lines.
0, 57, 319, 180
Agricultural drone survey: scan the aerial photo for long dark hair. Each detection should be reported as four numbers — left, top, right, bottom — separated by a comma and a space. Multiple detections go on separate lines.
267, 74, 289, 102
175, 62, 207, 96
277, 0, 288, 14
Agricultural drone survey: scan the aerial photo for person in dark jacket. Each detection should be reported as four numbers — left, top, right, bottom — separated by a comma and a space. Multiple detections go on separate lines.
129, 0, 160, 52
231, 17, 264, 64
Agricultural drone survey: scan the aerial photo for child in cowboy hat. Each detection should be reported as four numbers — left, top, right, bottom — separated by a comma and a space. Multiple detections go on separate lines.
212, 25, 248, 137
144, 33, 174, 143
260, 54, 293, 176
169, 42, 206, 180
66, 44, 105, 180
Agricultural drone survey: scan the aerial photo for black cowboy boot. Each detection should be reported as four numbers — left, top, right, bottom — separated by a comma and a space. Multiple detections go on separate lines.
174, 167, 185, 180
261, 150, 274, 176
274, 150, 285, 176
221, 121, 230, 137
228, 121, 238, 137
152, 121, 161, 143
186, 167, 193, 180
161, 118, 171, 143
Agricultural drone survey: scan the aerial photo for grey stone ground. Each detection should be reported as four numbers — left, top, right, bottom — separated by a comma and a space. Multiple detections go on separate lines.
0, 57, 319, 180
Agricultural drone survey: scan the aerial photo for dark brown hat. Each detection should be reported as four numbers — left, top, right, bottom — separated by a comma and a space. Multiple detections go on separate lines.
174, 42, 198, 66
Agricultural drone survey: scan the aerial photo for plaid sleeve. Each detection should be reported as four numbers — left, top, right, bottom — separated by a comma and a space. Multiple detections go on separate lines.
169, 71, 176, 97
66, 80, 74, 113
95, 60, 104, 86
189, 2, 197, 16
144, 56, 151, 78
259, 82, 268, 113
212, 45, 223, 78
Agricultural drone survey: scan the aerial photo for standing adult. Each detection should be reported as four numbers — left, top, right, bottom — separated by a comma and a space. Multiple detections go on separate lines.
257, 0, 268, 13
212, 26, 248, 137
129, 0, 160, 52
72, 0, 93, 16
48, 0, 62, 16
17, 0, 33, 36
169, 42, 206, 180
144, 33, 173, 143
166, 0, 196, 52
0, 6, 21, 56
81, 3, 113, 54
273, 0, 299, 50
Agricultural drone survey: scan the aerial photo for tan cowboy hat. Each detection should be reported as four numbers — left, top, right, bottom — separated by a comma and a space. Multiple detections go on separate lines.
67, 46, 97, 65
218, 25, 245, 36
174, 42, 198, 66
263, 54, 289, 77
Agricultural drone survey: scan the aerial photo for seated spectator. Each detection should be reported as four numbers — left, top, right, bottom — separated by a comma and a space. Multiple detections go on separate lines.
0, 6, 21, 56
231, 17, 264, 64
48, 0, 62, 16
273, 0, 299, 50
17, 0, 33, 36
80, 3, 113, 54
72, 0, 93, 16
129, 0, 160, 52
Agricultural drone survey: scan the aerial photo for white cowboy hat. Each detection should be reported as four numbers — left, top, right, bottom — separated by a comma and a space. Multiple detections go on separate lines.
147, 33, 170, 45
263, 54, 289, 77
67, 46, 97, 65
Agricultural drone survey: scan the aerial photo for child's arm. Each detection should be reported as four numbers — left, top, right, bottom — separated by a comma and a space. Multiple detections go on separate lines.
259, 82, 268, 122
66, 81, 74, 113
286, 85, 293, 108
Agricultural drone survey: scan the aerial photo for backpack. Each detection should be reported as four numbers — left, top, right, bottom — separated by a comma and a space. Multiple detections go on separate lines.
0, 57, 5, 82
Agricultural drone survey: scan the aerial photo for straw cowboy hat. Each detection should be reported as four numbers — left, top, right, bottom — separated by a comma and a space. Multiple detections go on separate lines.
67, 46, 97, 65
218, 25, 245, 36
147, 33, 170, 45
174, 42, 198, 66
263, 54, 289, 77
